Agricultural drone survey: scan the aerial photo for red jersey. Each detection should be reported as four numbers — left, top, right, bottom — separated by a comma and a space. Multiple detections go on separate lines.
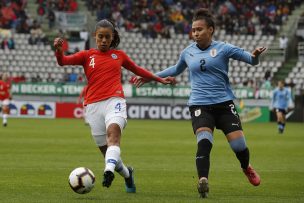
0, 80, 10, 100
55, 49, 161, 105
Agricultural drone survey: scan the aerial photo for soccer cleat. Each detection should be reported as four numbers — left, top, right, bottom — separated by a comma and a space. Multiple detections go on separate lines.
125, 167, 136, 193
102, 170, 114, 188
3, 123, 7, 127
243, 165, 261, 186
197, 177, 209, 198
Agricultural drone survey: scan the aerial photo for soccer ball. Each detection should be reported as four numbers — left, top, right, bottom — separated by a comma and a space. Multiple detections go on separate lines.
68, 167, 95, 194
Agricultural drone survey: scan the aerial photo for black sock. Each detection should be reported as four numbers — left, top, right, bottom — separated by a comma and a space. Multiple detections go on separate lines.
235, 148, 250, 169
196, 139, 212, 178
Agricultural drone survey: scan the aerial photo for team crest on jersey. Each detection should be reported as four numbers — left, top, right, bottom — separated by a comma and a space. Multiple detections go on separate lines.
111, 53, 118, 59
210, 49, 217, 57
194, 109, 201, 117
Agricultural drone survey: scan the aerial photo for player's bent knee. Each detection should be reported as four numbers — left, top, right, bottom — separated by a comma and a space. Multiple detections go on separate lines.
196, 131, 213, 158
3, 108, 9, 114
196, 127, 213, 134
196, 131, 213, 144
106, 117, 127, 133
229, 136, 247, 152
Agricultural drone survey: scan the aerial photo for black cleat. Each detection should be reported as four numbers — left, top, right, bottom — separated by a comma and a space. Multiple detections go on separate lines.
102, 171, 114, 188
3, 123, 7, 127
197, 177, 209, 198
125, 167, 136, 193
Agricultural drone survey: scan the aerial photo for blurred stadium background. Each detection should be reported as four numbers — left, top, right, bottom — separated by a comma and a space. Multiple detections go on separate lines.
1, 0, 304, 202
0, 0, 304, 121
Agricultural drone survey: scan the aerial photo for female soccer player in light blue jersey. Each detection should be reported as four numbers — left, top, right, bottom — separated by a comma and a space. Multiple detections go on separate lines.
272, 80, 292, 133
133, 8, 266, 198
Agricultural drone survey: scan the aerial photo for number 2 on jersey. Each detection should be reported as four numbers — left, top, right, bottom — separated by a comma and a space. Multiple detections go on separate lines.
200, 59, 206, 71
229, 104, 237, 116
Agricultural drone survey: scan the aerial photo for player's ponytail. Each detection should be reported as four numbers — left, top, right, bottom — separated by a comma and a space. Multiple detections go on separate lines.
95, 19, 120, 49
193, 8, 215, 35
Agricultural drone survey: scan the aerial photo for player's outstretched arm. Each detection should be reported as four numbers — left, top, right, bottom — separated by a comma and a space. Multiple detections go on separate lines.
54, 38, 85, 66
251, 47, 267, 65
130, 76, 176, 88
54, 37, 65, 66
54, 37, 64, 54
251, 47, 267, 58
129, 66, 176, 86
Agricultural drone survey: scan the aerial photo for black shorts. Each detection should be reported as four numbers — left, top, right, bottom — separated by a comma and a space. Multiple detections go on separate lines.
275, 108, 287, 114
189, 100, 243, 135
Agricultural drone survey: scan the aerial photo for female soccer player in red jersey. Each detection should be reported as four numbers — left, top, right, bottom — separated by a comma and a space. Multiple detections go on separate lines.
54, 19, 175, 193
0, 72, 12, 127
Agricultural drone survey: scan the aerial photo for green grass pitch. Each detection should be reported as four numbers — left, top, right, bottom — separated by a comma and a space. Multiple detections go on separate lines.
0, 118, 303, 203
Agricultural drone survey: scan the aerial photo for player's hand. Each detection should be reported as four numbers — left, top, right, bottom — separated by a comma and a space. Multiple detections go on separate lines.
252, 47, 267, 57
130, 76, 176, 87
54, 38, 64, 51
162, 76, 177, 85
129, 76, 149, 87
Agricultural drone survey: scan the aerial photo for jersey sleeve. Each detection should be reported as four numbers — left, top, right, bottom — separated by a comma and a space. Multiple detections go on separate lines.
224, 43, 259, 65
156, 50, 187, 77
120, 51, 164, 83
55, 50, 87, 66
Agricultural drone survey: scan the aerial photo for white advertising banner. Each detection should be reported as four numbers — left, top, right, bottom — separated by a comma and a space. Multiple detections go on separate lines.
127, 103, 191, 120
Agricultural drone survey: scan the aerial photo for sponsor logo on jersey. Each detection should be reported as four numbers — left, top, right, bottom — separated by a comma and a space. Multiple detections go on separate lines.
111, 53, 118, 59
210, 48, 217, 57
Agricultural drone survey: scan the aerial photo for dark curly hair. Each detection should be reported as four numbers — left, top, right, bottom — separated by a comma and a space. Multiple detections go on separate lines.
193, 8, 215, 35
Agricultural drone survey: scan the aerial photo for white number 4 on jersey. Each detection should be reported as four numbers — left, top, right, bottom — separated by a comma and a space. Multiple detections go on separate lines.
89, 57, 95, 68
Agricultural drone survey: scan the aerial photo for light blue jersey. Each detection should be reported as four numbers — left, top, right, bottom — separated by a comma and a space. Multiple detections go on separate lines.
156, 41, 258, 106
272, 87, 291, 110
